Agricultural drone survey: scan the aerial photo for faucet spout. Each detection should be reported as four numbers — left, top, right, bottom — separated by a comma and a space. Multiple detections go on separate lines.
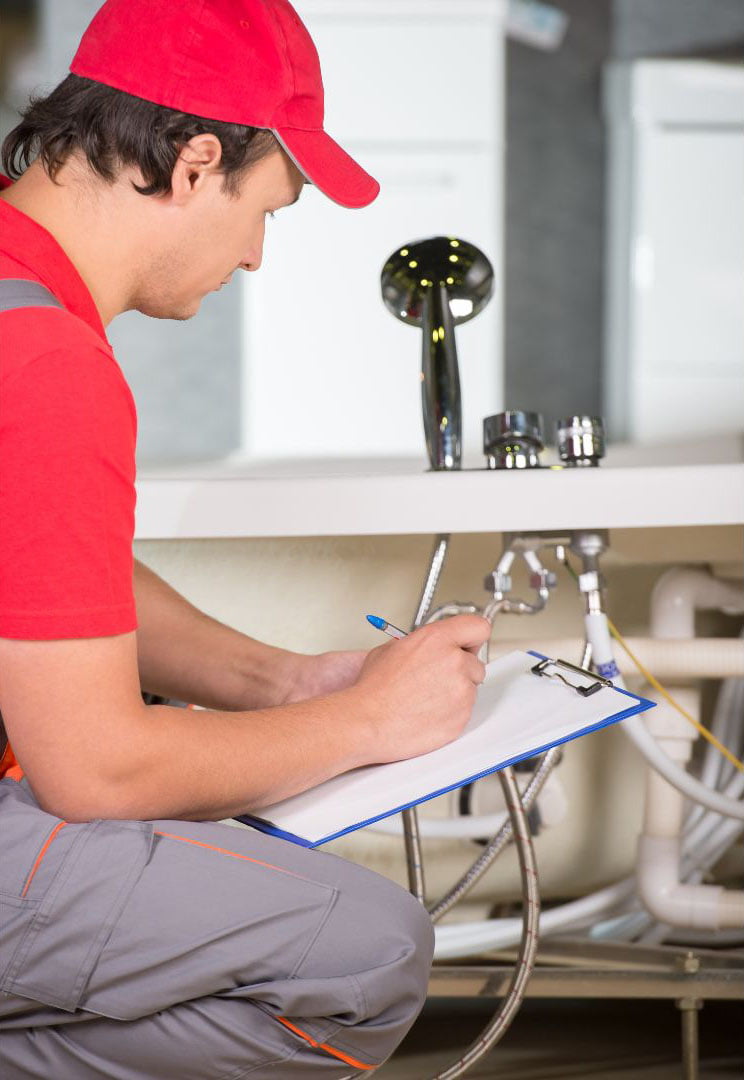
421, 282, 461, 469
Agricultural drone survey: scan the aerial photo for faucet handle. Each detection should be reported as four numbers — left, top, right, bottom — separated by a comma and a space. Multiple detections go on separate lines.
556, 416, 606, 466
483, 411, 544, 469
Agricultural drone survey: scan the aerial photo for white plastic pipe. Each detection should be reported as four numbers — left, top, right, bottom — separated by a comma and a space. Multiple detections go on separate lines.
593, 762, 744, 944
651, 568, 744, 639
490, 637, 744, 679
434, 878, 636, 959
637, 693, 744, 930
637, 834, 744, 929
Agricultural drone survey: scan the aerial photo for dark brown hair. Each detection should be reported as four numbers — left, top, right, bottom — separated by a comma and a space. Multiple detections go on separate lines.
1, 74, 277, 196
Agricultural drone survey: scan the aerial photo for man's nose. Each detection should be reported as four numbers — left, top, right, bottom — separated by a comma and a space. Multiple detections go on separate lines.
240, 246, 263, 273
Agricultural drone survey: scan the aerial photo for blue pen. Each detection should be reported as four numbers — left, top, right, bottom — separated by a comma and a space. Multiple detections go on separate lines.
366, 614, 408, 640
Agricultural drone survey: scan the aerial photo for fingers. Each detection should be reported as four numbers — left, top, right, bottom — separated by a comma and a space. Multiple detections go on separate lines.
363, 616, 489, 688
464, 653, 487, 686
416, 615, 491, 652
411, 621, 487, 683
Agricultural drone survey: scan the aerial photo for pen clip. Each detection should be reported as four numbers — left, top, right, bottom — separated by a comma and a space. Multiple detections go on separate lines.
530, 656, 613, 697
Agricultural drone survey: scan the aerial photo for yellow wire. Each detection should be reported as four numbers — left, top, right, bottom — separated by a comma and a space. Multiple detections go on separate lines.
605, 614, 744, 777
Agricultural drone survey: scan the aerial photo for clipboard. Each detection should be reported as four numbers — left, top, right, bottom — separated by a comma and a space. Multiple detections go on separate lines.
236, 649, 654, 848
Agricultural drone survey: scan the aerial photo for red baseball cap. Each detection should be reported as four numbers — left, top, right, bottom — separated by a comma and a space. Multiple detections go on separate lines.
70, 0, 379, 209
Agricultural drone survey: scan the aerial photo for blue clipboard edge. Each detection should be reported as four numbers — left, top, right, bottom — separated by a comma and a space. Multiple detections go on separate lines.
237, 652, 656, 848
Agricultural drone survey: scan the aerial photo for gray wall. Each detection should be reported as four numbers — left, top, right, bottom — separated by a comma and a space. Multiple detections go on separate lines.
613, 0, 744, 58
503, 0, 611, 438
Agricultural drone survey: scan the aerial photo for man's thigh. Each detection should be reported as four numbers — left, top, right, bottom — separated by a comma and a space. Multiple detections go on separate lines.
0, 780, 433, 1076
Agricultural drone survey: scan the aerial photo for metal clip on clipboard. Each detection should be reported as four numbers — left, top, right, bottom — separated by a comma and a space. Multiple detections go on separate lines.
530, 657, 613, 697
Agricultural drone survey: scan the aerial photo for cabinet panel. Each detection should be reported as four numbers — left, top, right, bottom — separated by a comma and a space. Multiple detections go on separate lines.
604, 61, 744, 442
241, 149, 502, 464
638, 129, 744, 378
300, 14, 501, 145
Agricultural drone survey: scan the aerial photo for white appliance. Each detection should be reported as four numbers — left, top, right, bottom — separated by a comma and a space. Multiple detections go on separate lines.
603, 60, 744, 443
240, 0, 507, 466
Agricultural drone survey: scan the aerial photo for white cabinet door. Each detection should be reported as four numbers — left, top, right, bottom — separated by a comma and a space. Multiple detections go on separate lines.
604, 61, 744, 443
299, 14, 502, 145
241, 148, 502, 465
632, 127, 744, 438
239, 0, 506, 466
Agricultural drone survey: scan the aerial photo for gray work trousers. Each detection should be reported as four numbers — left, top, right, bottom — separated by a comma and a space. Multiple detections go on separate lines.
0, 779, 434, 1078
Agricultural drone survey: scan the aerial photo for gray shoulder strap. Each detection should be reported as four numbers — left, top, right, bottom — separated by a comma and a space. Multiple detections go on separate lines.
0, 278, 63, 312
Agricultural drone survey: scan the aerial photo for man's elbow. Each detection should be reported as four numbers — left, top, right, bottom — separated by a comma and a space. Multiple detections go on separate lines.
26, 743, 156, 822
31, 773, 141, 822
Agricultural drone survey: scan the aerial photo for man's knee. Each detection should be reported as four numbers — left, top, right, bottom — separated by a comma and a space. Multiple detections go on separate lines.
328, 866, 434, 1038
379, 878, 435, 1012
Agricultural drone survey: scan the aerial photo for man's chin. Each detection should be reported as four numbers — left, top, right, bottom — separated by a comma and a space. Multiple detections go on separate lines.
138, 299, 202, 321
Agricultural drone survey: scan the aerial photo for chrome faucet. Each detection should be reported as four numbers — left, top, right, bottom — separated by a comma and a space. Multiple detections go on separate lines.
381, 237, 494, 471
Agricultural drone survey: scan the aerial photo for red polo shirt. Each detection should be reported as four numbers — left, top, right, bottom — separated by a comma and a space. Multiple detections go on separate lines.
0, 176, 138, 643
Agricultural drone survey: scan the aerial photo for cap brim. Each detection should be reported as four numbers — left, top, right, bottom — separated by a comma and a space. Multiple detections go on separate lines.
273, 127, 379, 209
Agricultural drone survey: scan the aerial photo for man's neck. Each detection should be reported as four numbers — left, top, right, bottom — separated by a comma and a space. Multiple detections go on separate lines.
0, 160, 139, 326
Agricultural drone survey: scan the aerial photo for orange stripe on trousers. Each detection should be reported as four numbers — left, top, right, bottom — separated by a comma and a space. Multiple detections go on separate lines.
153, 830, 308, 880
276, 1016, 375, 1071
21, 821, 67, 897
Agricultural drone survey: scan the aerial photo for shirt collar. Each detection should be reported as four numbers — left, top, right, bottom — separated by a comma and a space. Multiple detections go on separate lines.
0, 175, 109, 345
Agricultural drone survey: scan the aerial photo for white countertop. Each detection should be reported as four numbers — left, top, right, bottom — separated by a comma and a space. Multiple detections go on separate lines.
135, 437, 744, 539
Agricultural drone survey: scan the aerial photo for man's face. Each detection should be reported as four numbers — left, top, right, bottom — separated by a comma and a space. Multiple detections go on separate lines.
135, 147, 304, 320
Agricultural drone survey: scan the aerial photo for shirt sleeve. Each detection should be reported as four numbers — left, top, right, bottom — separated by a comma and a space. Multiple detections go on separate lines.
0, 340, 138, 640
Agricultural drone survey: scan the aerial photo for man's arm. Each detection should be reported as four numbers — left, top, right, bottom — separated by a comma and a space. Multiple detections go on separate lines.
133, 558, 296, 709
133, 558, 370, 709
0, 617, 488, 823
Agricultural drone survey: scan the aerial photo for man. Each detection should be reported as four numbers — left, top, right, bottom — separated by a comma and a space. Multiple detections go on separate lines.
0, 1, 489, 1076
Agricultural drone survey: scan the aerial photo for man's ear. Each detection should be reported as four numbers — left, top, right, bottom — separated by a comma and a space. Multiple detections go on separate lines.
170, 134, 224, 203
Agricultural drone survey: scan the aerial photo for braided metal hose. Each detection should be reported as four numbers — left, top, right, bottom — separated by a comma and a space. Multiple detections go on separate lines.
428, 745, 560, 923
401, 806, 427, 905
427, 765, 541, 1079
422, 593, 560, 923
402, 534, 452, 902
412, 534, 451, 630
394, 534, 543, 1079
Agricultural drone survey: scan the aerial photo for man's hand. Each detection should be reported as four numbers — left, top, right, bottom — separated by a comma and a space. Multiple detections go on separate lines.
279, 648, 369, 704
348, 614, 490, 765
